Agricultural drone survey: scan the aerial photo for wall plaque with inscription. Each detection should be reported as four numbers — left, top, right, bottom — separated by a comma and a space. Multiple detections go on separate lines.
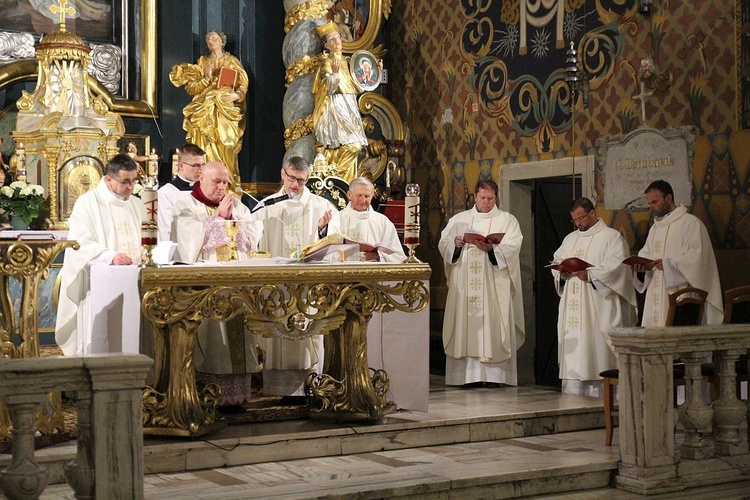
598, 127, 695, 210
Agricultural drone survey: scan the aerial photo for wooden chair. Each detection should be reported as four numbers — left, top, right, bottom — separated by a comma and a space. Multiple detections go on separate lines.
600, 286, 707, 446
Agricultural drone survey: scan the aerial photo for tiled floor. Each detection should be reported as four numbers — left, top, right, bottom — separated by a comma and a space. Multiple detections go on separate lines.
28, 377, 750, 499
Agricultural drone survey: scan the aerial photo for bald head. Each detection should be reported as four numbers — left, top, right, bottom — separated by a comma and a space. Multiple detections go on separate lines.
200, 161, 229, 202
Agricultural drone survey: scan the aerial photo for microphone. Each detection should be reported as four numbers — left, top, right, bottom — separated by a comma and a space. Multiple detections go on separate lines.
251, 192, 292, 213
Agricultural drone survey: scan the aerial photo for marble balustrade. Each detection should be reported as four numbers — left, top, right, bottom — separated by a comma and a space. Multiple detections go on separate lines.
0, 354, 152, 500
610, 324, 750, 495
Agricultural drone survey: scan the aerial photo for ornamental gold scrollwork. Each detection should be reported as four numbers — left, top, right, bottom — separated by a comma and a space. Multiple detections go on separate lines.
285, 54, 324, 87
284, 0, 329, 33
284, 115, 314, 149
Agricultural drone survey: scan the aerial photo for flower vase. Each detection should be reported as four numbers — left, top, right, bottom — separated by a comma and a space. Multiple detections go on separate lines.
10, 215, 30, 230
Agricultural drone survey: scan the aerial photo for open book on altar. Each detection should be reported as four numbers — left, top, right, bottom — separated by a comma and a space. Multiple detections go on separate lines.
300, 233, 396, 261
545, 257, 593, 273
622, 255, 656, 270
463, 230, 504, 245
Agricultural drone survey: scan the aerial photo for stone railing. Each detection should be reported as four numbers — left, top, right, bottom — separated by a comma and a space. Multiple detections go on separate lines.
610, 324, 750, 495
0, 354, 152, 500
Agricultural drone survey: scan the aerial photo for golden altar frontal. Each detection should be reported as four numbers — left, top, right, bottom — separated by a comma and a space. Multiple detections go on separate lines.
140, 262, 431, 437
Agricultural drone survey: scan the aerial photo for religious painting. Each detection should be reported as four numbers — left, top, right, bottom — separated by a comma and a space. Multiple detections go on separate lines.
350, 50, 380, 91
0, 0, 116, 43
117, 134, 150, 158
328, 0, 387, 53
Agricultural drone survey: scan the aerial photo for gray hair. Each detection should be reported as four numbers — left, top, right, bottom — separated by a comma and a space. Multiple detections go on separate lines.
348, 177, 374, 192
286, 156, 311, 173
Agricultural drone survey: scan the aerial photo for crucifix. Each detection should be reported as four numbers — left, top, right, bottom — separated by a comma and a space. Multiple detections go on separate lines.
632, 81, 654, 126
49, 0, 77, 32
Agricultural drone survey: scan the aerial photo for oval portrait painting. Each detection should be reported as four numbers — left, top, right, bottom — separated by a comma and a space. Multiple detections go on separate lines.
350, 50, 380, 92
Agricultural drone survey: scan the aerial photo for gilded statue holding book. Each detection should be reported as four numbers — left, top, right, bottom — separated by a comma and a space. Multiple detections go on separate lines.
170, 30, 248, 191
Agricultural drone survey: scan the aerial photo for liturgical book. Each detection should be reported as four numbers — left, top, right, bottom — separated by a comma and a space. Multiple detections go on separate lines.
622, 255, 656, 270
546, 257, 593, 273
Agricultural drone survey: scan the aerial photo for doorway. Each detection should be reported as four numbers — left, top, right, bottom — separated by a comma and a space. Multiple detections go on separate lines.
500, 155, 594, 387
533, 176, 581, 386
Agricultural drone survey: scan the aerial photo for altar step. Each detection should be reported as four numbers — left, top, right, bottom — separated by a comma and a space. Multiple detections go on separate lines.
28, 383, 628, 498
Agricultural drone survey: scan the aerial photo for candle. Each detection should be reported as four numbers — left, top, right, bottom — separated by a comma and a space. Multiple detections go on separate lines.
15, 142, 26, 182
172, 149, 179, 178
404, 183, 420, 245
148, 149, 158, 177
386, 160, 392, 190
140, 186, 158, 246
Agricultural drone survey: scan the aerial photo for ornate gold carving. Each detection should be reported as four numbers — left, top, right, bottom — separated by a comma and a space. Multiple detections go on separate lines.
285, 0, 329, 33
340, 1, 390, 54
309, 176, 349, 210
139, 264, 431, 433
285, 54, 323, 87
0, 1, 157, 118
284, 115, 314, 149
0, 239, 78, 439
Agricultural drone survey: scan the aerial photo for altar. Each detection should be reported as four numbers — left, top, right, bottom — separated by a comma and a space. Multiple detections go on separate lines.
83, 261, 430, 434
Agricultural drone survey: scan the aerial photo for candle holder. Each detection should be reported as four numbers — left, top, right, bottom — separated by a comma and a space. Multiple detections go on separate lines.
224, 220, 240, 262
140, 185, 159, 267
403, 183, 421, 263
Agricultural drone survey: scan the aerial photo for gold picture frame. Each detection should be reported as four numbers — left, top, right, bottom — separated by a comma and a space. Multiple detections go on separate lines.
338, 0, 388, 53
0, 0, 157, 118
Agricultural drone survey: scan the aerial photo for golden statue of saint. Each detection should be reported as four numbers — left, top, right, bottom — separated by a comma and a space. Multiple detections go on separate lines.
312, 21, 369, 182
169, 30, 247, 191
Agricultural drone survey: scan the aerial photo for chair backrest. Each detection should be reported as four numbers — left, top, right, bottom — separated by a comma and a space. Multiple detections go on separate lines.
723, 285, 750, 324
666, 286, 708, 326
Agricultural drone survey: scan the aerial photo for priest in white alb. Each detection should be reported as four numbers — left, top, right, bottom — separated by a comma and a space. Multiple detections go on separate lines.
438, 179, 525, 387
551, 197, 637, 397
339, 177, 405, 262
250, 156, 339, 395
157, 143, 205, 241
633, 180, 723, 325
55, 154, 142, 356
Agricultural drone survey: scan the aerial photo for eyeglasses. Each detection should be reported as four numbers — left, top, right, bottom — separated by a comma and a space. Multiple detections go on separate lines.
571, 211, 593, 224
283, 169, 308, 185
108, 175, 138, 187
181, 161, 205, 169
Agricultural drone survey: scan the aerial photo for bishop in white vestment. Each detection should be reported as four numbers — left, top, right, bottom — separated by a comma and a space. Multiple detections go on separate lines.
56, 155, 142, 355
635, 181, 723, 325
250, 156, 340, 395
338, 177, 405, 262
172, 162, 263, 405
438, 180, 525, 386
551, 198, 637, 397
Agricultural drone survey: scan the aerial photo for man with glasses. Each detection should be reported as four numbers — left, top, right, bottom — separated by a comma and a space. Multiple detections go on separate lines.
157, 143, 206, 241
252, 156, 340, 396
550, 197, 637, 397
56, 154, 143, 355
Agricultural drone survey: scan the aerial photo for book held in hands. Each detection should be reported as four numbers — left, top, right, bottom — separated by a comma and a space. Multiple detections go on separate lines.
217, 67, 238, 89
545, 257, 592, 273
622, 255, 656, 270
463, 231, 504, 246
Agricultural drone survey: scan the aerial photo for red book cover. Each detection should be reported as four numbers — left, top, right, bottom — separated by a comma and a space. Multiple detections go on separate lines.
218, 67, 238, 89
546, 257, 593, 273
622, 255, 656, 270
463, 232, 505, 245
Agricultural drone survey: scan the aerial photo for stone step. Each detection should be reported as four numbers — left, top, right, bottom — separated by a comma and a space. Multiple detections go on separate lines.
14, 385, 610, 494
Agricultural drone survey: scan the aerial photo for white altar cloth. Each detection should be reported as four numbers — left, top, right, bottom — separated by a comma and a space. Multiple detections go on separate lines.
84, 263, 429, 412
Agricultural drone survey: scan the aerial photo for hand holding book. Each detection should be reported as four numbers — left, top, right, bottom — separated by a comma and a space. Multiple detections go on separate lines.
463, 231, 504, 246
545, 257, 592, 274
622, 255, 657, 271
